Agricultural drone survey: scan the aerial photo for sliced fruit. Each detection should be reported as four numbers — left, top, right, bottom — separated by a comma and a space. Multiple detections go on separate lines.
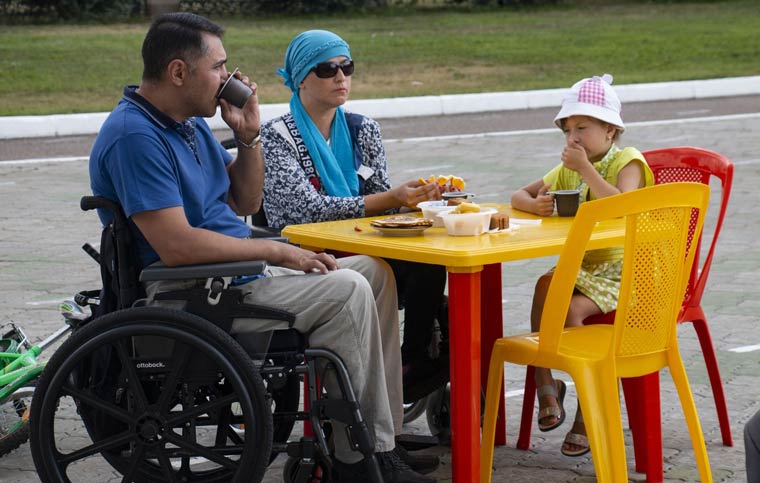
455, 202, 480, 213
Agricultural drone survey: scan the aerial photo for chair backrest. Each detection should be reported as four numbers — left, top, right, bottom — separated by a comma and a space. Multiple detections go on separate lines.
537, 183, 710, 360
642, 147, 733, 313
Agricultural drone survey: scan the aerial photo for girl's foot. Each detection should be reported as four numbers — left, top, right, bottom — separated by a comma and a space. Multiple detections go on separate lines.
537, 379, 566, 432
561, 412, 590, 457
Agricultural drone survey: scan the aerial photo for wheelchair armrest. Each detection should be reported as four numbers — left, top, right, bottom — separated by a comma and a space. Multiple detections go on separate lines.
250, 225, 286, 240
139, 260, 267, 282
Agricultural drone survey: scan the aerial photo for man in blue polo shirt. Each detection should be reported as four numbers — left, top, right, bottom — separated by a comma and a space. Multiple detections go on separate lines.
89, 12, 435, 483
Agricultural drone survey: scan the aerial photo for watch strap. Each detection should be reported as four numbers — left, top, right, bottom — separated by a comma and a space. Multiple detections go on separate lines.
235, 132, 261, 149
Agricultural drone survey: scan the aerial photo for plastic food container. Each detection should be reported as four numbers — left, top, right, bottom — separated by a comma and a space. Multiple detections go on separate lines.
417, 200, 450, 227
437, 208, 497, 236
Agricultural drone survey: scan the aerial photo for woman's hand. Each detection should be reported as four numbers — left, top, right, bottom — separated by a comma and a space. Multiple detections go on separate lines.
391, 179, 442, 209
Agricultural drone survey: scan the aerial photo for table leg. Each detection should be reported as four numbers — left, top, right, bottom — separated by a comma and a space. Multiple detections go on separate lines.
481, 263, 506, 446
448, 270, 481, 483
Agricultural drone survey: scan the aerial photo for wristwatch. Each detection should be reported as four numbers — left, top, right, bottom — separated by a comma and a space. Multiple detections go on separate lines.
235, 131, 261, 149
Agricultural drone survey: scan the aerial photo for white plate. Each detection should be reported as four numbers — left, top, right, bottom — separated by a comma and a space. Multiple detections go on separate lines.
373, 226, 431, 237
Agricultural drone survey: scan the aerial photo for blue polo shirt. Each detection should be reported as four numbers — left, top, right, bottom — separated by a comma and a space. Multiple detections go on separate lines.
89, 86, 251, 268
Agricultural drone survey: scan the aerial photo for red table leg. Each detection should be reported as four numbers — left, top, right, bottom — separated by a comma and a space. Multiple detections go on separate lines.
481, 263, 506, 446
448, 269, 482, 483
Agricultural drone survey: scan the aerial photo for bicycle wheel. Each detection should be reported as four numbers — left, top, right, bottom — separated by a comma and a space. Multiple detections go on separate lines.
0, 386, 34, 457
30, 307, 272, 483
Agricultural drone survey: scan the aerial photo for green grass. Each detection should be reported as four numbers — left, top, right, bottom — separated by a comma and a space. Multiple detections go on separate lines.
1, 1, 759, 115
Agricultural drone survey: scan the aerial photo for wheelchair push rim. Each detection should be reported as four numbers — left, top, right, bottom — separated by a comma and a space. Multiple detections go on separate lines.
30, 307, 273, 483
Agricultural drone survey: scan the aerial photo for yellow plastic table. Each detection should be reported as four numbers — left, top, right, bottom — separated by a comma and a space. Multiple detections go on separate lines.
282, 204, 625, 483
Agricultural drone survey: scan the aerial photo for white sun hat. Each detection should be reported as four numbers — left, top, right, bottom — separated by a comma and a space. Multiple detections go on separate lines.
553, 73, 625, 132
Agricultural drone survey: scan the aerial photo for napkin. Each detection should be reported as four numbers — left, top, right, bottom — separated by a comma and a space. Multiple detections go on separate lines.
510, 218, 542, 226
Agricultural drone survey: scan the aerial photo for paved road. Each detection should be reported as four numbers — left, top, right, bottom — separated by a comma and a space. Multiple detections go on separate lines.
2, 95, 760, 162
1, 98, 759, 482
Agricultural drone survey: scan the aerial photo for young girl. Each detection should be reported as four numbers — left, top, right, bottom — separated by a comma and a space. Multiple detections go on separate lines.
511, 74, 654, 457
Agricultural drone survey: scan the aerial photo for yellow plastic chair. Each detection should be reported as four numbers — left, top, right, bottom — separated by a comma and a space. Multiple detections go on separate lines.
480, 183, 713, 483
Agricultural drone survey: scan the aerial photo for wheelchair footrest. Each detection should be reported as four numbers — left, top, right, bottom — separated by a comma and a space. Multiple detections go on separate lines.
395, 433, 441, 450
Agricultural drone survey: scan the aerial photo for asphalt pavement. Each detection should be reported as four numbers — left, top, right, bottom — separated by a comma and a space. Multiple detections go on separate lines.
2, 95, 760, 162
1, 96, 759, 482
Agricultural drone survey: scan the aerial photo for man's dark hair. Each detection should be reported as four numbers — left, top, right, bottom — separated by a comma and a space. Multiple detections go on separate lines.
141, 12, 225, 82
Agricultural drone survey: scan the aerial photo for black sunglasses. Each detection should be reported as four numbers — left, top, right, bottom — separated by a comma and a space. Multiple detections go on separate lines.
311, 59, 355, 79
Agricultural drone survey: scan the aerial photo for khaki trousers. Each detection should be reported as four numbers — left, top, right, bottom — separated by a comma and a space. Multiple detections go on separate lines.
144, 255, 401, 460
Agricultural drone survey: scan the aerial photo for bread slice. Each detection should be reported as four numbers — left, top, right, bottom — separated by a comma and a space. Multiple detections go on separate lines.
370, 215, 434, 228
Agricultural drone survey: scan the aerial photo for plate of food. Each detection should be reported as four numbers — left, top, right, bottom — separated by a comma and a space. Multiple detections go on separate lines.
370, 215, 434, 236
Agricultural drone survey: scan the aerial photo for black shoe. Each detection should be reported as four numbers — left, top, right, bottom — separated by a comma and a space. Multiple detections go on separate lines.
394, 444, 440, 474
332, 451, 437, 483
377, 450, 437, 483
402, 355, 449, 404
331, 458, 369, 482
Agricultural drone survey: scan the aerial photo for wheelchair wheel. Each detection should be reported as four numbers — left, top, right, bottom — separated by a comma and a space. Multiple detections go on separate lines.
0, 386, 33, 457
233, 369, 299, 465
283, 454, 331, 483
425, 383, 484, 446
425, 385, 451, 444
30, 307, 272, 483
403, 395, 428, 424
268, 372, 300, 462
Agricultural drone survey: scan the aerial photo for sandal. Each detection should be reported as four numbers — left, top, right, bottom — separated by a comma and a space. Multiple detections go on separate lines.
561, 432, 590, 457
561, 410, 590, 457
537, 379, 566, 432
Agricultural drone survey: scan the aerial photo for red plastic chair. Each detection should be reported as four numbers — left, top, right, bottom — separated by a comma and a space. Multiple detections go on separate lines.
514, 147, 733, 481
641, 146, 734, 444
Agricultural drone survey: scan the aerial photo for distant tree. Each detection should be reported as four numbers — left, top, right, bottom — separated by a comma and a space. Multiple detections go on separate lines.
0, 0, 140, 19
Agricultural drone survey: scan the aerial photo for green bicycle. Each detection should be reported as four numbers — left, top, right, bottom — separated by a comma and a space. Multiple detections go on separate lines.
0, 302, 82, 457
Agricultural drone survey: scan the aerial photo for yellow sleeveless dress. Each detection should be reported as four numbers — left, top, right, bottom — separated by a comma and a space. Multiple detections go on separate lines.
542, 145, 654, 312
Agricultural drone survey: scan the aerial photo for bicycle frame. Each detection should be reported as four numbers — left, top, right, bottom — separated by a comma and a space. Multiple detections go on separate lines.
1, 324, 71, 404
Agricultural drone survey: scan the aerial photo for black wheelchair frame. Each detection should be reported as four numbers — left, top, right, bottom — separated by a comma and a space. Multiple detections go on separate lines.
28, 196, 383, 483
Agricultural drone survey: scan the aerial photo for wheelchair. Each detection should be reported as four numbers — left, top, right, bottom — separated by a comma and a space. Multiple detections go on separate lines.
28, 195, 383, 483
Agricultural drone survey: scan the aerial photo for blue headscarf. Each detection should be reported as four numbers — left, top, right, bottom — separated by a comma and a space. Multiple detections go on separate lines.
277, 30, 358, 197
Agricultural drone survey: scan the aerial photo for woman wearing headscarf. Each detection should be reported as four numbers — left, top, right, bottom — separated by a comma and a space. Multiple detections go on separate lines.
260, 30, 442, 482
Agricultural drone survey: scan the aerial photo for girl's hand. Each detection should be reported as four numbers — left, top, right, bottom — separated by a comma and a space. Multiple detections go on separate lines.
561, 141, 590, 172
533, 184, 555, 217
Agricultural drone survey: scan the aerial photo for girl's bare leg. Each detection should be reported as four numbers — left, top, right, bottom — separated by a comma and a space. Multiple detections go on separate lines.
531, 273, 561, 427
562, 293, 603, 453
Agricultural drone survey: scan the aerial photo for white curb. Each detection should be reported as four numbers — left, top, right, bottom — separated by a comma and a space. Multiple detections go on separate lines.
1, 75, 759, 140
